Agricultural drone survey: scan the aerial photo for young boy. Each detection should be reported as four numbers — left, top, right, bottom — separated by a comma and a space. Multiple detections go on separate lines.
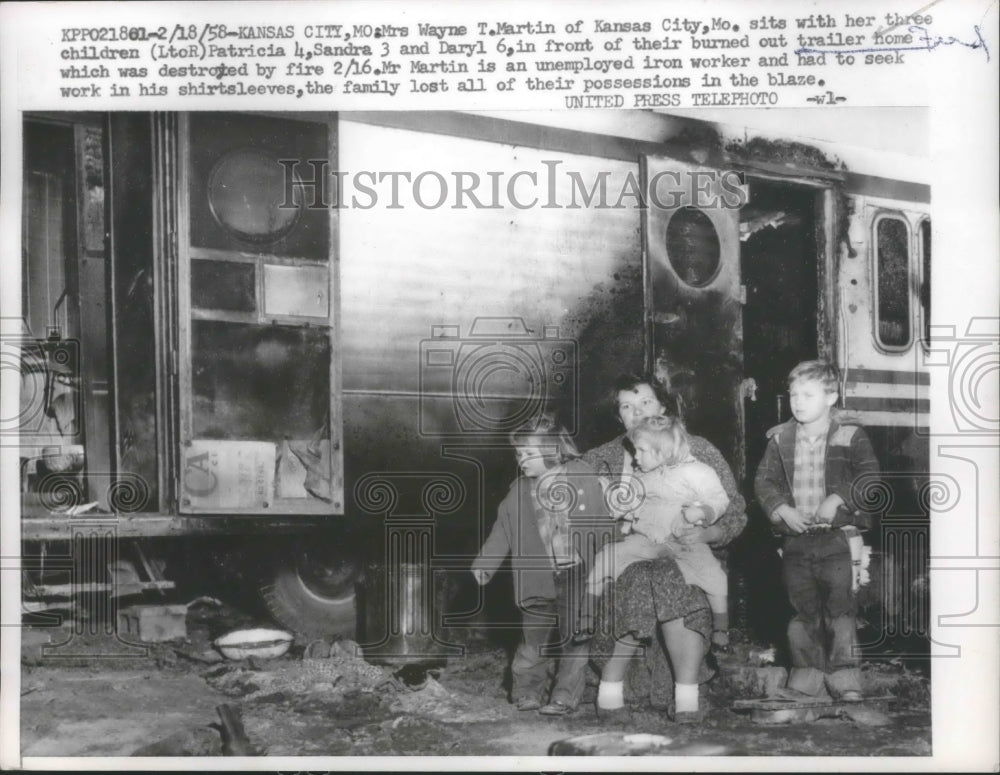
754, 360, 880, 701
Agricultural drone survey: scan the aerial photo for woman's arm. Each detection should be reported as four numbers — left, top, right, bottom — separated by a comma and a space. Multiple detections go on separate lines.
686, 436, 746, 547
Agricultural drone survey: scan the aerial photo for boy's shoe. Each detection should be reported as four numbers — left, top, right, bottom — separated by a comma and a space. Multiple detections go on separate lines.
515, 697, 542, 711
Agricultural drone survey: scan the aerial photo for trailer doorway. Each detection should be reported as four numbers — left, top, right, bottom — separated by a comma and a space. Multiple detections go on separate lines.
736, 176, 824, 644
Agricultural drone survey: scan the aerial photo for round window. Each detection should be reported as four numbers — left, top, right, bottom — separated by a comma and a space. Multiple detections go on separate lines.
665, 206, 721, 287
207, 148, 301, 245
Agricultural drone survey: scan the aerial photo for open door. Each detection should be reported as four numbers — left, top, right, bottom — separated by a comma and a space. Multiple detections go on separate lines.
176, 113, 343, 515
642, 156, 746, 467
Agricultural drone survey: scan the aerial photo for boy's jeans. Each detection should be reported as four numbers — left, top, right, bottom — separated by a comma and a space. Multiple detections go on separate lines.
782, 531, 863, 696
511, 565, 589, 708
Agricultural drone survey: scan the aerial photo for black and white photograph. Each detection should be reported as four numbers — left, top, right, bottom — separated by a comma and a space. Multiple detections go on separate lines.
1, 1, 997, 771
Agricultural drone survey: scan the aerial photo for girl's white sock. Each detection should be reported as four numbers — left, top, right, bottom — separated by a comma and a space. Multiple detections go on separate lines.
675, 682, 699, 713
596, 681, 625, 710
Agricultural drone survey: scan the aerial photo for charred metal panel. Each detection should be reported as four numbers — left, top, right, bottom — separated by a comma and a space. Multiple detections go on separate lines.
643, 155, 744, 464
107, 114, 159, 511
338, 122, 643, 451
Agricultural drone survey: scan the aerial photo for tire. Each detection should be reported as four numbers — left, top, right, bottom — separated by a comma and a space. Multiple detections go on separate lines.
259, 539, 361, 640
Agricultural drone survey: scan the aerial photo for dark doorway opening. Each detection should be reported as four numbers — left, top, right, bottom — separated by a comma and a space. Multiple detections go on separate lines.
734, 177, 823, 646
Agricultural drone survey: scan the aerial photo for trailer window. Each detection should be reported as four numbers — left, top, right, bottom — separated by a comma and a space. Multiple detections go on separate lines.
191, 259, 257, 313
919, 218, 931, 347
873, 215, 912, 349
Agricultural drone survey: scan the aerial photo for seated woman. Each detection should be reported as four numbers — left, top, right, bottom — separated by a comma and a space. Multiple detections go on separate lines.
581, 373, 747, 722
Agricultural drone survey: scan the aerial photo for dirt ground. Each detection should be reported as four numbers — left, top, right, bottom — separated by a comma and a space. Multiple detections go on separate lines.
16, 604, 931, 761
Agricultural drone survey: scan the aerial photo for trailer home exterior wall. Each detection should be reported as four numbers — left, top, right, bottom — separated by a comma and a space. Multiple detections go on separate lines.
17, 109, 930, 641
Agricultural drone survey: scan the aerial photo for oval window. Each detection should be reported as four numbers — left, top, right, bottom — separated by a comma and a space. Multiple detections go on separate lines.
207, 148, 301, 245
665, 206, 721, 288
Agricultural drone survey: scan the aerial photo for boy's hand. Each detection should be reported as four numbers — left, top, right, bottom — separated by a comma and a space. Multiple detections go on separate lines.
814, 494, 845, 525
773, 504, 810, 534
471, 568, 490, 586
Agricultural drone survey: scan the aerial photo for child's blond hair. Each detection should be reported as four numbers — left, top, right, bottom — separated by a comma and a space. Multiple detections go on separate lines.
627, 415, 691, 466
788, 360, 839, 394
508, 412, 580, 469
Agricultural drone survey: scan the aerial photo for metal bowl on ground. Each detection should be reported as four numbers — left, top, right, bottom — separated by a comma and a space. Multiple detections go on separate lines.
214, 628, 293, 660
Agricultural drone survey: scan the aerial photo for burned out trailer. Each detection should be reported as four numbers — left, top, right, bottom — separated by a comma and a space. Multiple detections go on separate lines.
17, 110, 930, 649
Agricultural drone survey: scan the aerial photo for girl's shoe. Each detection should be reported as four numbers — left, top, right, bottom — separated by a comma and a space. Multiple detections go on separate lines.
516, 697, 542, 711
596, 705, 631, 723
571, 612, 596, 644
672, 707, 708, 724
538, 700, 574, 716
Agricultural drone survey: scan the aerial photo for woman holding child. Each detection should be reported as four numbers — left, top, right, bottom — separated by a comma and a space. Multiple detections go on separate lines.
581, 373, 747, 722
471, 373, 746, 722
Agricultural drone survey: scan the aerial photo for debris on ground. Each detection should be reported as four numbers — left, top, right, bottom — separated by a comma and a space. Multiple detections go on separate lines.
131, 726, 222, 757
216, 704, 261, 755
389, 675, 508, 722
731, 695, 895, 726
20, 596, 932, 757
203, 638, 397, 702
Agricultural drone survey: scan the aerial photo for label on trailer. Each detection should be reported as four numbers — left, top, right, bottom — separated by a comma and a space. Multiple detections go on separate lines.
182, 440, 276, 510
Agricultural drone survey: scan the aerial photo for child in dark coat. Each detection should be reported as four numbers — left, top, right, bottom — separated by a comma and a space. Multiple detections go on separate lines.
472, 414, 612, 716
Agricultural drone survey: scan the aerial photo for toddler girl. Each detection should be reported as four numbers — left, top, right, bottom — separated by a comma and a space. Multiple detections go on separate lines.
581, 415, 731, 648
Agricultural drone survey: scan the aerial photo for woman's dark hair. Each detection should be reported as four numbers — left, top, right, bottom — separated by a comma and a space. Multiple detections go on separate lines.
607, 372, 679, 418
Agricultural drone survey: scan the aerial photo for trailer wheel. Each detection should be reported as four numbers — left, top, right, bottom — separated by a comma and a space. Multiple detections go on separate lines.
259, 540, 361, 639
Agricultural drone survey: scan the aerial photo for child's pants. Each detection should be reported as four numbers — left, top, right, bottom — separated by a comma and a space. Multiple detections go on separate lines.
511, 564, 589, 708
782, 530, 862, 696
586, 533, 664, 596
587, 533, 728, 603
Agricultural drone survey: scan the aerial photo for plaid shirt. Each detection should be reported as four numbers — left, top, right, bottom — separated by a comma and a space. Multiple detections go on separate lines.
755, 418, 881, 536
792, 424, 829, 520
